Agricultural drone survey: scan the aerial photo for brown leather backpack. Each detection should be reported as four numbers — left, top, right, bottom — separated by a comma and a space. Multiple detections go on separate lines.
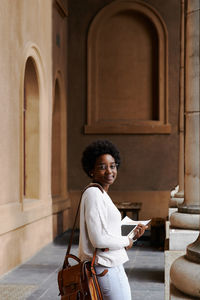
58, 183, 107, 299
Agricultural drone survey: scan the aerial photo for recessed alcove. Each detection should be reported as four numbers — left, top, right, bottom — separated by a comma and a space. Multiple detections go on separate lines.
51, 72, 68, 205
52, 79, 62, 197
23, 57, 39, 199
85, 1, 171, 134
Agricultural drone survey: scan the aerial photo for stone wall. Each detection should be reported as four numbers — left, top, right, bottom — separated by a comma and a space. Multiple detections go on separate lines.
67, 0, 181, 219
0, 0, 67, 276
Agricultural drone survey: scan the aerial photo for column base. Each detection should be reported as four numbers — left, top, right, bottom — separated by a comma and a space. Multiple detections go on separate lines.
174, 191, 184, 198
170, 283, 197, 299
178, 204, 200, 214
169, 228, 199, 250
169, 197, 184, 208
165, 250, 186, 300
170, 255, 200, 298
170, 212, 200, 230
169, 207, 178, 218
187, 234, 200, 263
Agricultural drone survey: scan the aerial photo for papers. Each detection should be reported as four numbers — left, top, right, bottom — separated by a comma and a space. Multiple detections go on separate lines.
121, 216, 151, 239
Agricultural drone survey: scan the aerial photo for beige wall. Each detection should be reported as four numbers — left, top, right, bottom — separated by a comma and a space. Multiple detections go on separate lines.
0, 0, 69, 276
67, 0, 180, 220
0, 0, 52, 205
52, 0, 70, 237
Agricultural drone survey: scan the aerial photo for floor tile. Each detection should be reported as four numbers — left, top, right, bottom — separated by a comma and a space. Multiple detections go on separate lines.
0, 231, 165, 299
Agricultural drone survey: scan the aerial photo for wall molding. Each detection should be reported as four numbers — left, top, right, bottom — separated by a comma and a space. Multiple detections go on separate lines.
85, 0, 170, 134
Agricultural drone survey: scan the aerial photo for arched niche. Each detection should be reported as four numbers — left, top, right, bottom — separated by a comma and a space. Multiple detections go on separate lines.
20, 43, 50, 205
85, 0, 171, 134
51, 73, 67, 201
52, 79, 61, 197
23, 57, 40, 199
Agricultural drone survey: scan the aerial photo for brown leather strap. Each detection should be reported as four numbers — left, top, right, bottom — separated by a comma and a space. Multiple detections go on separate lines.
91, 250, 107, 300
62, 183, 104, 269
93, 273, 104, 300
91, 249, 108, 277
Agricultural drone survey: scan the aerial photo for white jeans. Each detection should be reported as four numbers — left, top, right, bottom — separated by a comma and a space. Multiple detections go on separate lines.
95, 264, 132, 300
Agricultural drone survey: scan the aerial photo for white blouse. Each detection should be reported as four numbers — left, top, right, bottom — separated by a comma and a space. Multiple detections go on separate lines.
78, 186, 130, 267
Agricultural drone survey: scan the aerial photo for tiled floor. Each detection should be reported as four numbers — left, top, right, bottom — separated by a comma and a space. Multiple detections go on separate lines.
0, 230, 164, 299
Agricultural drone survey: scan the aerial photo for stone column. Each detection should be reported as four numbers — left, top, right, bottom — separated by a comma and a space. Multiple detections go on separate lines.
170, 0, 185, 208
170, 0, 200, 298
170, 0, 200, 230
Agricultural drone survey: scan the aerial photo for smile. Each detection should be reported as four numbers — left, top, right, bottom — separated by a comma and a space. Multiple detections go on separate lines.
105, 176, 115, 180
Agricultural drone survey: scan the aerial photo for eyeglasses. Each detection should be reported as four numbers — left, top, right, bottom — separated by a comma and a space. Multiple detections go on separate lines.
96, 163, 119, 171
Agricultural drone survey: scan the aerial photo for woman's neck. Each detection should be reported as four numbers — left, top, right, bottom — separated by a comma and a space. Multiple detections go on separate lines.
92, 181, 109, 192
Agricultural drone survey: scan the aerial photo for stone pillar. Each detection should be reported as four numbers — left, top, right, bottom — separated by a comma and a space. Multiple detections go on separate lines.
170, 0, 185, 208
170, 0, 200, 298
170, 235, 200, 298
170, 0, 200, 230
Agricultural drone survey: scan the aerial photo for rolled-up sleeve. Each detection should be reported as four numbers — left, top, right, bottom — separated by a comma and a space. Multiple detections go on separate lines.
84, 188, 129, 250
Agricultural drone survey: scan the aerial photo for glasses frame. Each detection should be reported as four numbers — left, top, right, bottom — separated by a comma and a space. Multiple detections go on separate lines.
96, 162, 119, 171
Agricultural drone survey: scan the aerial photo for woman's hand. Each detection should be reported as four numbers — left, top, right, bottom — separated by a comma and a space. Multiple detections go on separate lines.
102, 224, 148, 252
133, 224, 148, 239
125, 238, 133, 250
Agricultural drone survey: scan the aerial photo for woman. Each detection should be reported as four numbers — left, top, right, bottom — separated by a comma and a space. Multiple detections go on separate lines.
79, 140, 147, 300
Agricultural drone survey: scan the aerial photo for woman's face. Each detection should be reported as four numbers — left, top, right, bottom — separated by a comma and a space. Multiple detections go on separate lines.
92, 154, 118, 192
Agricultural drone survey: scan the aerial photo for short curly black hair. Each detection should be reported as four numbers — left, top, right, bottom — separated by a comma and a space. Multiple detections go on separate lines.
82, 140, 121, 178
